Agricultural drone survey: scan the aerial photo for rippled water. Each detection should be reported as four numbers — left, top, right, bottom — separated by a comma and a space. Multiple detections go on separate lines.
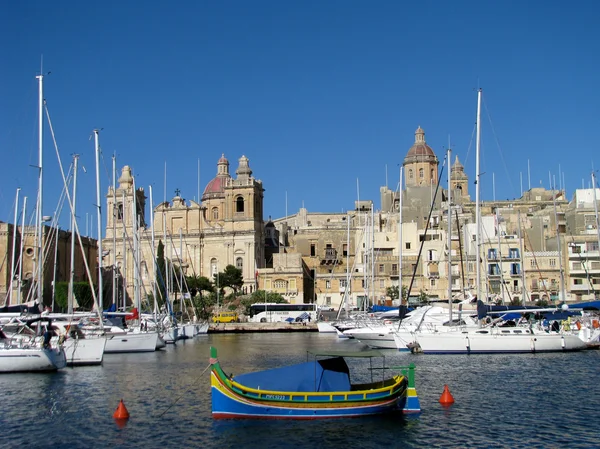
1, 333, 598, 448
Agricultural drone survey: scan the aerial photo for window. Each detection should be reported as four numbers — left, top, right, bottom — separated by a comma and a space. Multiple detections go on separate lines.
419, 168, 424, 178
343, 244, 348, 257
488, 249, 498, 259
117, 203, 123, 220
530, 260, 538, 268
325, 296, 332, 306
430, 169, 434, 179
392, 263, 398, 275
212, 207, 219, 220
574, 279, 583, 285
430, 279, 436, 287
340, 279, 347, 288
274, 279, 287, 289
236, 257, 243, 271
409, 169, 413, 179
211, 258, 218, 276
325, 280, 331, 289
379, 264, 385, 273
236, 197, 244, 213
549, 259, 556, 267
405, 242, 411, 250
380, 280, 385, 288
310, 244, 316, 257
511, 263, 520, 275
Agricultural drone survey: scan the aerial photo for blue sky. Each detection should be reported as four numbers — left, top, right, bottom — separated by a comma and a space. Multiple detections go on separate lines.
1, 1, 599, 238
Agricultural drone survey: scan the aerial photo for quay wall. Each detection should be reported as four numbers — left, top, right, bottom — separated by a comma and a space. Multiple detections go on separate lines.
208, 322, 318, 333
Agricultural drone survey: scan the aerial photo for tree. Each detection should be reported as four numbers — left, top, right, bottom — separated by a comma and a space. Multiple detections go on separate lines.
215, 265, 244, 295
386, 285, 399, 301
54, 281, 94, 311
418, 290, 429, 305
156, 240, 167, 303
187, 275, 214, 299
386, 285, 408, 302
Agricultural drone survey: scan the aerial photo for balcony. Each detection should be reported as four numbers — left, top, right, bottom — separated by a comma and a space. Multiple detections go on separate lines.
570, 284, 596, 292
321, 248, 341, 265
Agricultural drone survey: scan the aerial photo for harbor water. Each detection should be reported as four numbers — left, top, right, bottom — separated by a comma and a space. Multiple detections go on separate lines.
1, 332, 598, 448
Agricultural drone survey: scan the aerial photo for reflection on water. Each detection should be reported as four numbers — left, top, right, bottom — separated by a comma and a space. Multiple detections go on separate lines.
0, 333, 598, 449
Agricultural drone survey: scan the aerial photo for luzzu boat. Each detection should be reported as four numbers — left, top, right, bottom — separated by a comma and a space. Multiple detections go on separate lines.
209, 347, 420, 419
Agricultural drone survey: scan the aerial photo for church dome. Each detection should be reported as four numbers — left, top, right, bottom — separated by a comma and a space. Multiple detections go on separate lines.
403, 126, 437, 164
202, 154, 231, 200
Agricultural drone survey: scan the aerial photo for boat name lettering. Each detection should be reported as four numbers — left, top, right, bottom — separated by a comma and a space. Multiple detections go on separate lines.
265, 394, 286, 400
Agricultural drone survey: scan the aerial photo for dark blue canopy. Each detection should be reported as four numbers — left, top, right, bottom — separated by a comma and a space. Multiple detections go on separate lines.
233, 357, 351, 393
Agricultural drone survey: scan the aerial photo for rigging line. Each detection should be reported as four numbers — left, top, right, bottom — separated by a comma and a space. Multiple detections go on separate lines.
405, 154, 447, 330
462, 122, 477, 168
482, 96, 518, 199
44, 102, 103, 322
521, 223, 554, 302
100, 149, 113, 187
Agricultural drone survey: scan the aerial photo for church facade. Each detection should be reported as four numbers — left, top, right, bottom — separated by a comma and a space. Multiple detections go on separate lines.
103, 155, 264, 305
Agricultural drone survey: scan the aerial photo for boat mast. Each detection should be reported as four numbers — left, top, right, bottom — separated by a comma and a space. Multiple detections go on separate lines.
68, 155, 79, 314
16, 196, 27, 305
132, 175, 140, 315
122, 190, 127, 310
592, 172, 600, 297
8, 189, 20, 306
550, 173, 566, 302
496, 208, 505, 304
475, 88, 482, 304
112, 155, 117, 312
447, 148, 452, 322
517, 210, 527, 303
399, 166, 403, 305
149, 185, 158, 321
94, 129, 103, 311
35, 73, 44, 304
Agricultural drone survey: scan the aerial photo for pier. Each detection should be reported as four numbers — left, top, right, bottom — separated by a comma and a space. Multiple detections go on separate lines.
208, 322, 318, 333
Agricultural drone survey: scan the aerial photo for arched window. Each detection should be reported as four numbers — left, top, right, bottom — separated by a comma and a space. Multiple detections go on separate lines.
212, 207, 219, 220
211, 258, 218, 276
236, 196, 244, 213
430, 169, 434, 179
117, 203, 123, 220
419, 168, 424, 178
408, 169, 413, 179
236, 257, 243, 271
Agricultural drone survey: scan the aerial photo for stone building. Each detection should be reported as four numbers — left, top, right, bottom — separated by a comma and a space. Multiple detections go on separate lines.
102, 155, 265, 306
0, 222, 97, 307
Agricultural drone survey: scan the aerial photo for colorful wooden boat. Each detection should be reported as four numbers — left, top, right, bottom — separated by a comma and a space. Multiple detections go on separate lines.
210, 346, 420, 419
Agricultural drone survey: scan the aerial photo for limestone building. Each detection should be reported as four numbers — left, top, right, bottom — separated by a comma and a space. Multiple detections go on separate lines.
0, 222, 97, 307
103, 155, 265, 306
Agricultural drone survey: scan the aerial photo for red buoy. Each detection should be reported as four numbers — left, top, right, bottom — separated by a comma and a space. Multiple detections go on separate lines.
113, 399, 130, 419
439, 384, 455, 405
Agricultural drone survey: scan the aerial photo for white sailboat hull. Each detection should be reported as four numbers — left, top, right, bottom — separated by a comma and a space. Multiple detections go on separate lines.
104, 332, 158, 353
0, 346, 66, 372
63, 336, 106, 366
416, 329, 587, 354
162, 327, 179, 344
196, 323, 209, 335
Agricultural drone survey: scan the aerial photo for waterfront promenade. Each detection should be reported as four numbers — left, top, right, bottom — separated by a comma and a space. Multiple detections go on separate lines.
208, 322, 318, 333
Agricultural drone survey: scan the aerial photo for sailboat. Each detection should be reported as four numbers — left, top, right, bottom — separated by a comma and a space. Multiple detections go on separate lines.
414, 89, 586, 354
0, 73, 66, 372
